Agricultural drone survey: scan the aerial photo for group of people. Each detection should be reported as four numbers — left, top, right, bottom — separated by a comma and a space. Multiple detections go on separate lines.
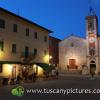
16, 67, 59, 83
15, 73, 37, 84
43, 67, 59, 80
51, 68, 59, 79
15, 68, 37, 84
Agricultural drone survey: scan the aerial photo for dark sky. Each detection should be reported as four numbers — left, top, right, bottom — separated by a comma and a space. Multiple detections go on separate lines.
0, 0, 100, 40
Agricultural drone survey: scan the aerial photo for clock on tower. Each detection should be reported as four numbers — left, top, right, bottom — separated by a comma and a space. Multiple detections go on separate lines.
88, 33, 96, 56
89, 37, 95, 43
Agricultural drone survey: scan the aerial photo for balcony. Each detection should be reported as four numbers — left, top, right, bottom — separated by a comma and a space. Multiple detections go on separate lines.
20, 52, 36, 63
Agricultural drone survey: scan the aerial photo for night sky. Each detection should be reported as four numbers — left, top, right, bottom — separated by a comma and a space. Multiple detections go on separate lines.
0, 0, 100, 40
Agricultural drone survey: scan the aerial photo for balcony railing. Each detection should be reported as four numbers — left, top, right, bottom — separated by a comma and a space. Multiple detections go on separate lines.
20, 52, 36, 63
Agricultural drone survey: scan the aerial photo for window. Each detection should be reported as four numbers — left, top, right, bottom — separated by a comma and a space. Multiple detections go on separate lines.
25, 46, 29, 58
34, 32, 37, 39
0, 19, 5, 28
91, 19, 95, 30
12, 44, 16, 53
0, 41, 4, 51
13, 24, 17, 32
88, 19, 95, 31
33, 48, 37, 56
0, 64, 3, 73
70, 42, 74, 47
44, 50, 47, 55
26, 28, 29, 36
44, 36, 47, 42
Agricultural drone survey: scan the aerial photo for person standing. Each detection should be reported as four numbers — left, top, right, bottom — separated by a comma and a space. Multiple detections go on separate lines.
90, 67, 95, 80
55, 67, 59, 79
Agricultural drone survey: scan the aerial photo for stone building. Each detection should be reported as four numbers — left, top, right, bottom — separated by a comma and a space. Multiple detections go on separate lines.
59, 8, 100, 74
0, 7, 52, 78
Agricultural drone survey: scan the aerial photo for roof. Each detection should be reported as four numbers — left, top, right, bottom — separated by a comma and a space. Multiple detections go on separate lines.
49, 36, 61, 41
62, 34, 86, 41
0, 7, 53, 33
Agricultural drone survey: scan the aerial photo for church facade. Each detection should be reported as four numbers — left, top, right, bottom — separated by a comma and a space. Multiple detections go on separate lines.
59, 9, 100, 74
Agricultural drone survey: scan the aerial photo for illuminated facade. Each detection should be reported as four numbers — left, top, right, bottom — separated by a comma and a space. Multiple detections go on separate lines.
59, 9, 100, 74
0, 7, 52, 78
59, 35, 87, 71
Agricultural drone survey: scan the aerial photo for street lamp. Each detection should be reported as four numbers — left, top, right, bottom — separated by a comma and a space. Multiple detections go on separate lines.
49, 55, 52, 59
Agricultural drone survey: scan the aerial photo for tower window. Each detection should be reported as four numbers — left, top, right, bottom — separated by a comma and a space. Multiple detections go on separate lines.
88, 20, 92, 31
88, 19, 95, 31
91, 19, 95, 30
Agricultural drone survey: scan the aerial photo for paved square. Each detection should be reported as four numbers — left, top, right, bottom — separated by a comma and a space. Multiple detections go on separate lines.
0, 75, 100, 100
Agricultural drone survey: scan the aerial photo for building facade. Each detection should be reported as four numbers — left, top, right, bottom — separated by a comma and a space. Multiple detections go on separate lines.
49, 36, 61, 66
0, 8, 52, 78
59, 9, 100, 74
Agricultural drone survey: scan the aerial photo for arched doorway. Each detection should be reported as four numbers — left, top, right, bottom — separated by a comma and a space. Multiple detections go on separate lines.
90, 61, 96, 71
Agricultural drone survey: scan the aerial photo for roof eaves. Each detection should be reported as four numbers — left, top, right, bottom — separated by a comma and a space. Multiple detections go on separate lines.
0, 7, 53, 33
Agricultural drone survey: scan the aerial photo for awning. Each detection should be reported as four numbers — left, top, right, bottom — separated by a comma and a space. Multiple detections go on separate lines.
34, 63, 55, 71
0, 61, 21, 64
0, 61, 33, 65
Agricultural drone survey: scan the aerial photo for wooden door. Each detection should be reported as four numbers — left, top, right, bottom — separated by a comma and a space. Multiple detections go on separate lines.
69, 59, 76, 69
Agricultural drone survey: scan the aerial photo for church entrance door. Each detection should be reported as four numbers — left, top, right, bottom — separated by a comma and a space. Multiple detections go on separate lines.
69, 59, 76, 69
90, 61, 96, 72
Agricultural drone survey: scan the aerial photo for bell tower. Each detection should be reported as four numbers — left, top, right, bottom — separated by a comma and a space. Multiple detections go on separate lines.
86, 7, 99, 73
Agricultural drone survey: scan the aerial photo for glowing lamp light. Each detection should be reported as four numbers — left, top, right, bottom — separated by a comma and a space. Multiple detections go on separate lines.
49, 56, 52, 59
34, 64, 37, 68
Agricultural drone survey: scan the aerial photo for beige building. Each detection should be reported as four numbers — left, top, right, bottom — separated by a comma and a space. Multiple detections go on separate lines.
59, 9, 100, 74
0, 7, 52, 78
59, 35, 87, 70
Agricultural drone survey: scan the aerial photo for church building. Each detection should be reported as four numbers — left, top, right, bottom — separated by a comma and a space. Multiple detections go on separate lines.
59, 8, 100, 74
